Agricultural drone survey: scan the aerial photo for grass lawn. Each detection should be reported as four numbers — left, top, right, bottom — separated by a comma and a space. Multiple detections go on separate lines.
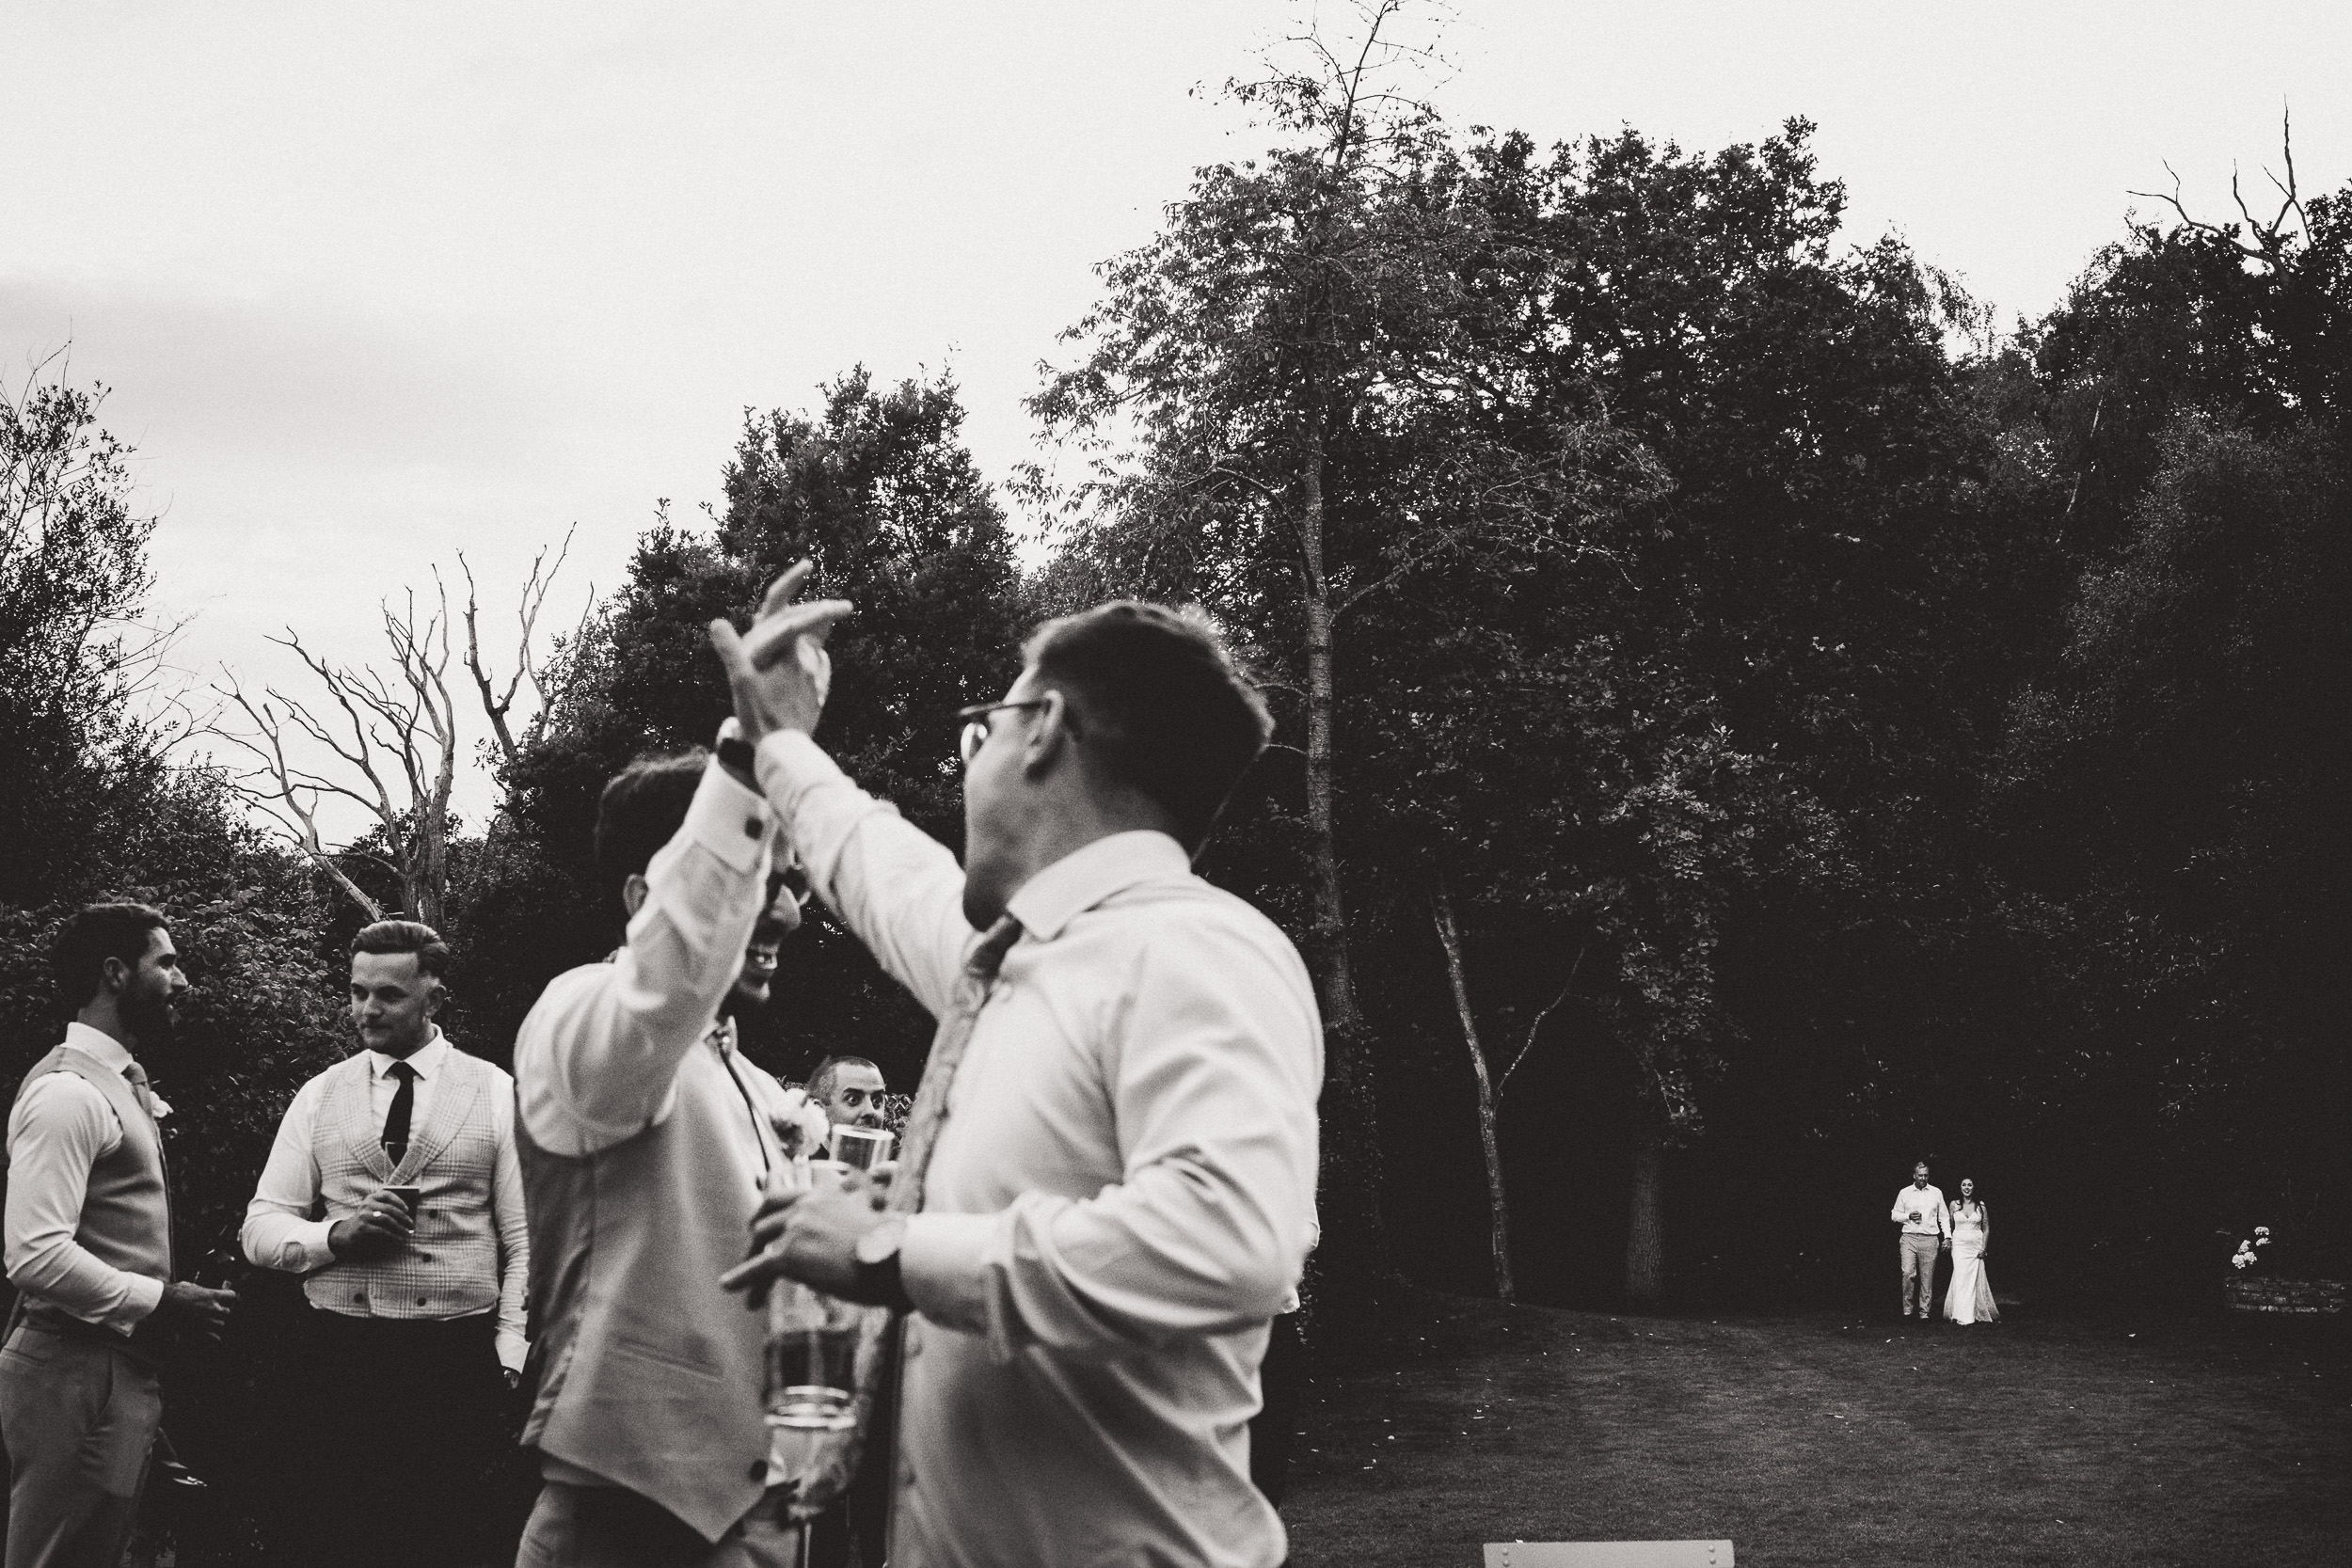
1281, 1290, 2350, 1567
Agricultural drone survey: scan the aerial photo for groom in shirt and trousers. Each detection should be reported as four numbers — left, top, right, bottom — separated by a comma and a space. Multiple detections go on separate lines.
1893, 1161, 1951, 1321
2, 903, 236, 1568
718, 580, 1323, 1568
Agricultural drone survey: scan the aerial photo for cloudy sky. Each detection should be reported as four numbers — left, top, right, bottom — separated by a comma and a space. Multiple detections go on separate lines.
6, 1, 2346, 828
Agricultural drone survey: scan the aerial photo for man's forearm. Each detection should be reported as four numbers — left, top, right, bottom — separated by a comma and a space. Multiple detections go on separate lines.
240, 1204, 336, 1272
755, 731, 971, 1018
6, 1238, 164, 1332
518, 760, 771, 1144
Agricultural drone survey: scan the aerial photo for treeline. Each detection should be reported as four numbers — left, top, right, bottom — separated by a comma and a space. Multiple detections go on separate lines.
5, 76, 2347, 1388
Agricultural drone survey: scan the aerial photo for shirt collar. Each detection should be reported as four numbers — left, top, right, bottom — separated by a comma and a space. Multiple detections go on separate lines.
62, 1022, 135, 1076
1005, 830, 1192, 942
367, 1027, 449, 1081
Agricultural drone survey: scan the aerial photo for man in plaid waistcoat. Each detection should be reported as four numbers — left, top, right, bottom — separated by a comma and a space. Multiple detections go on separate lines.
242, 920, 530, 1568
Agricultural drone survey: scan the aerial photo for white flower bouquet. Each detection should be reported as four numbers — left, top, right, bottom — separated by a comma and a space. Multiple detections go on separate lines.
768, 1085, 836, 1161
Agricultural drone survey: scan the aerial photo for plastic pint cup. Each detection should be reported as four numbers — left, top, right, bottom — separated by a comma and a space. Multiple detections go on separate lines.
830, 1126, 896, 1172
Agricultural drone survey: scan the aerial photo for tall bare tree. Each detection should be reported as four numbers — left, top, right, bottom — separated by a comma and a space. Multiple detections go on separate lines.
216, 588, 460, 927
459, 527, 596, 774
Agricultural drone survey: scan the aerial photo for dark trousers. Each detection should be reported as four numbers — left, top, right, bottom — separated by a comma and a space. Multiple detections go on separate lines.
277, 1309, 510, 1568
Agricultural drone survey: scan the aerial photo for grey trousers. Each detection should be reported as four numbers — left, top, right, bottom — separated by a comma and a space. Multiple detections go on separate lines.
515, 1483, 798, 1568
1899, 1232, 1942, 1316
0, 1323, 162, 1568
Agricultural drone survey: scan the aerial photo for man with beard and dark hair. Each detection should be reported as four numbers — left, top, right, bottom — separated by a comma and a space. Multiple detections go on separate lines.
3, 903, 236, 1568
510, 578, 840, 1568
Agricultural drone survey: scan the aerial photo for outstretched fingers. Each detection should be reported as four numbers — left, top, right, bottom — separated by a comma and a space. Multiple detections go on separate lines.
744, 598, 854, 671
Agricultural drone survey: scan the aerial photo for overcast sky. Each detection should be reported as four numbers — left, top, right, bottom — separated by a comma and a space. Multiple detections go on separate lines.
6, 1, 2346, 832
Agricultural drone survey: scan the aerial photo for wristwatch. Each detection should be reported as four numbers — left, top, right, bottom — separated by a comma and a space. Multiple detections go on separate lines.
854, 1216, 914, 1313
716, 734, 758, 779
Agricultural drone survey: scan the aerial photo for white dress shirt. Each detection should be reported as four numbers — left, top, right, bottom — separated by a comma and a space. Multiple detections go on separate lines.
514, 759, 779, 1163
757, 730, 1323, 1568
2, 1022, 170, 1335
1892, 1183, 1951, 1238
241, 1029, 532, 1371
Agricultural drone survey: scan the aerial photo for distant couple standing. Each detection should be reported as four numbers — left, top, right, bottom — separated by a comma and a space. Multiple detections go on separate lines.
1892, 1162, 1997, 1325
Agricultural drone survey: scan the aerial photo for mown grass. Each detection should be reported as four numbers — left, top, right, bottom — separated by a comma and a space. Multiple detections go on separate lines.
1282, 1290, 2350, 1566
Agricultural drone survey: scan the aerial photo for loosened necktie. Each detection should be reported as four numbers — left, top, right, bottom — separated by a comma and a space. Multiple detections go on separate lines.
122, 1059, 175, 1274
823, 912, 1023, 1504
382, 1061, 418, 1166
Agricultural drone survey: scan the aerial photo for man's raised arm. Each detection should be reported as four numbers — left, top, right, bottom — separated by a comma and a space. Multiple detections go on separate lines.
514, 760, 771, 1156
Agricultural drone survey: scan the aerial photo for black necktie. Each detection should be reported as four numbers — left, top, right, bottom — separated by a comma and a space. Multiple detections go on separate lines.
382, 1061, 418, 1166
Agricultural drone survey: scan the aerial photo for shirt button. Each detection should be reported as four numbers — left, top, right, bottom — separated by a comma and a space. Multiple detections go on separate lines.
900, 1465, 916, 1490
749, 1460, 768, 1481
743, 816, 763, 839
416, 1296, 430, 1307
353, 1291, 367, 1305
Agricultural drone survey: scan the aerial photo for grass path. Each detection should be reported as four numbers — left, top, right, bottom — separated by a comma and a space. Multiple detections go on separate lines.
1281, 1291, 2350, 1566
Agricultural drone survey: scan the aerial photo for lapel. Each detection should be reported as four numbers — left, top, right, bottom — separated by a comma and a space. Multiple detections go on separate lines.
330, 1055, 397, 1184
393, 1049, 483, 1182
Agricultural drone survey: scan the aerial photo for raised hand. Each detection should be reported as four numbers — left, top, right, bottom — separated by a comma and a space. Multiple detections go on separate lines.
708, 561, 854, 744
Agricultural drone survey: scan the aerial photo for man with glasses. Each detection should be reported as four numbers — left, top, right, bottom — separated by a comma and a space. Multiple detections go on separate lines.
713, 588, 1321, 1568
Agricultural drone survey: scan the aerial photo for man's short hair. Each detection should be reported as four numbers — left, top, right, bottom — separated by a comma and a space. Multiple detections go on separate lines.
595, 751, 710, 890
49, 903, 170, 1011
1023, 601, 1274, 852
806, 1055, 882, 1103
351, 919, 452, 983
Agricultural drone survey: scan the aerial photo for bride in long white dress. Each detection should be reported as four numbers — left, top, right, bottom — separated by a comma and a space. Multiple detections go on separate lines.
1945, 1179, 1998, 1324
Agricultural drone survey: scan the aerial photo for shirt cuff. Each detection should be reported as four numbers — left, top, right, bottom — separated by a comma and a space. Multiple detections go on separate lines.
754, 730, 847, 819
680, 754, 775, 873
899, 1211, 1000, 1337
281, 1218, 338, 1271
105, 1274, 167, 1335
496, 1330, 529, 1375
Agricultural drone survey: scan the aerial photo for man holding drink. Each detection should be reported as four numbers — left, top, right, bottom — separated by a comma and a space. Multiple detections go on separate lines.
716, 582, 1322, 1568
242, 919, 530, 1566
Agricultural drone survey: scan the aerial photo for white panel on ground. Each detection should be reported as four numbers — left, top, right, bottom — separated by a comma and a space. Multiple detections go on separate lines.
1483, 1544, 1734, 1568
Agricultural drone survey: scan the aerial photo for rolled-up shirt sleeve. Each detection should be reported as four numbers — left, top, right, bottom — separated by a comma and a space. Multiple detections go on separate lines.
242, 1076, 338, 1272
899, 923, 1320, 1362
516, 759, 774, 1157
5, 1076, 166, 1334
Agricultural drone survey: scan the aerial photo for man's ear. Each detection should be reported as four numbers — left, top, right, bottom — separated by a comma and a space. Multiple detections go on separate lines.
425, 980, 447, 1019
1022, 689, 1077, 777
100, 955, 131, 996
621, 874, 651, 922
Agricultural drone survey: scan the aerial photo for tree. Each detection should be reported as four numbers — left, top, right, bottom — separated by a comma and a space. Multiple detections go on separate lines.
1030, 0, 1483, 1285
0, 356, 173, 907
215, 589, 462, 928
460, 370, 1027, 1079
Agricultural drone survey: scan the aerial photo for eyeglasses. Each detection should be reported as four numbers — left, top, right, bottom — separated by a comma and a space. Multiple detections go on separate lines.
955, 700, 1049, 767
